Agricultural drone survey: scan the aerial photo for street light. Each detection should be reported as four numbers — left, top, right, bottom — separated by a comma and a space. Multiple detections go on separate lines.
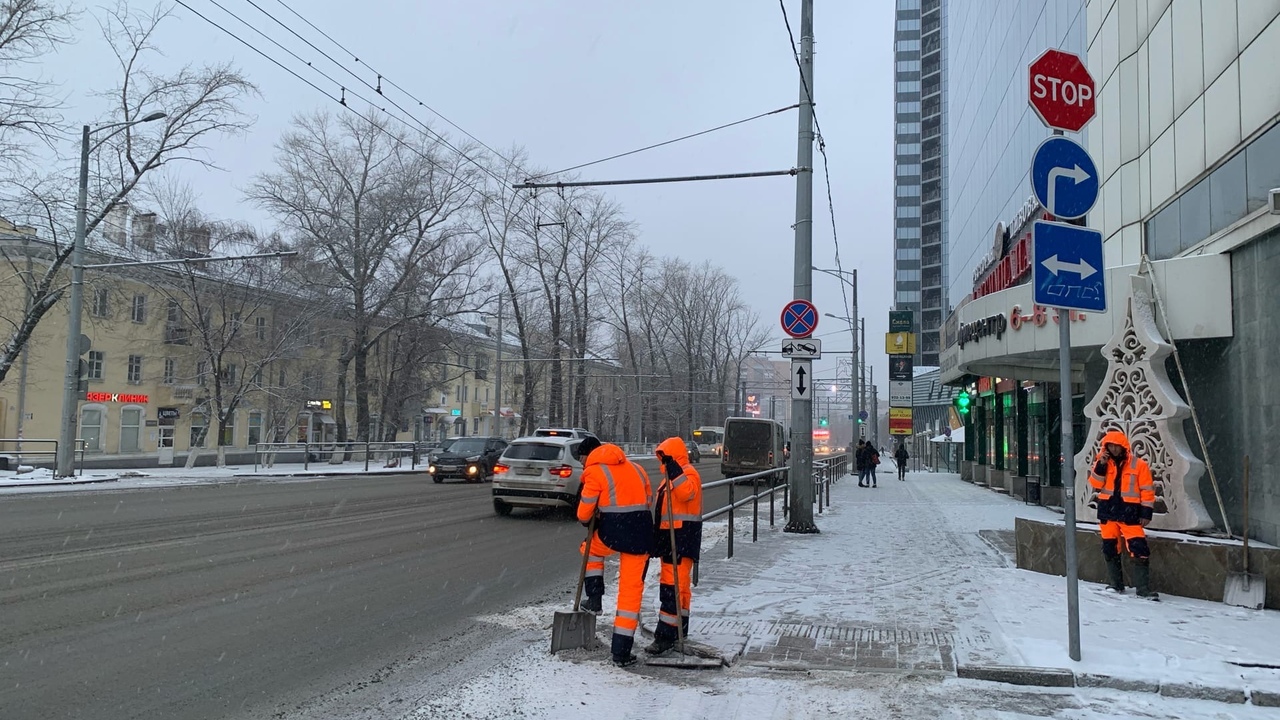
57, 112, 167, 477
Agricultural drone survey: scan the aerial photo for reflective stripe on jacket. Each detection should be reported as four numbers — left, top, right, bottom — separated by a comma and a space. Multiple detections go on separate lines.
576, 443, 654, 555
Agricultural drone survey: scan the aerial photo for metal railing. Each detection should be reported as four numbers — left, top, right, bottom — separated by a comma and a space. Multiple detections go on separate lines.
253, 441, 420, 473
0, 438, 88, 476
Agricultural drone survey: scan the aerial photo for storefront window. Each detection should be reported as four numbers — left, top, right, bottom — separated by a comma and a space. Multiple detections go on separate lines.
1003, 393, 1018, 473
220, 412, 235, 447
1026, 385, 1048, 481
190, 412, 207, 448
81, 407, 103, 452
119, 407, 142, 453
248, 412, 262, 447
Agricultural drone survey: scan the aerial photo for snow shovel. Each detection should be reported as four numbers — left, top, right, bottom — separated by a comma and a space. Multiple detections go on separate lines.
646, 484, 721, 670
1225, 456, 1266, 610
551, 516, 598, 653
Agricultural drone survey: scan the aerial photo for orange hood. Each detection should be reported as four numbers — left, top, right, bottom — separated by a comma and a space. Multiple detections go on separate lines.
656, 437, 690, 466
584, 442, 628, 468
1100, 430, 1131, 452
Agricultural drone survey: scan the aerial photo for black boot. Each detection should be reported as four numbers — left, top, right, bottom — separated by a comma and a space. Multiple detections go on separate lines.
1105, 555, 1125, 593
582, 594, 602, 613
611, 633, 637, 666
1134, 558, 1160, 600
645, 634, 676, 656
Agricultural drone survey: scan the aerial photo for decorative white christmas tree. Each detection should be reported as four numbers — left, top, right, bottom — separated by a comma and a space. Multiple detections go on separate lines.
1074, 274, 1214, 531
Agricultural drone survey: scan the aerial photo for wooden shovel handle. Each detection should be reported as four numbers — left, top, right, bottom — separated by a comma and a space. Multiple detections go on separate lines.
573, 515, 596, 612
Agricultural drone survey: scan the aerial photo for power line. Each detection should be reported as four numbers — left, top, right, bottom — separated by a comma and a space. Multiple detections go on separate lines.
514, 168, 801, 190
531, 104, 800, 180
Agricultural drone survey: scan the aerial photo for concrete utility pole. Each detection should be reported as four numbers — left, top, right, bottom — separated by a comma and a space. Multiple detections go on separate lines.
785, 0, 818, 534
494, 293, 504, 438
55, 125, 92, 478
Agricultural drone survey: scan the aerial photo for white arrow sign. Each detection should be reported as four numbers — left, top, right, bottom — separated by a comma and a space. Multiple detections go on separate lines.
1046, 164, 1091, 216
791, 360, 812, 400
1041, 253, 1097, 279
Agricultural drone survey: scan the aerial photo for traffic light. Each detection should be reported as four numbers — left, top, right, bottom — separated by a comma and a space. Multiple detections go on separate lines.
819, 417, 829, 427
955, 391, 972, 416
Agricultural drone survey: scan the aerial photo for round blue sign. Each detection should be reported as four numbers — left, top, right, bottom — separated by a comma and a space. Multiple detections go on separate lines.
780, 299, 819, 338
1030, 136, 1098, 220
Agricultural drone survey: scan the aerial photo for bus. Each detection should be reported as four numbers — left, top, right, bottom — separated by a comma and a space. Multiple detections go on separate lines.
692, 426, 725, 457
721, 418, 787, 479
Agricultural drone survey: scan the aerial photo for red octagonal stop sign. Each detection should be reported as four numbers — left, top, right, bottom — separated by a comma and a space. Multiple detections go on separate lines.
1028, 49, 1096, 132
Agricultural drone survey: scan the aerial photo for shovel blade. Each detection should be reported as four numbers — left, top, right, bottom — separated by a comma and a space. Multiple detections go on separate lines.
644, 653, 724, 669
1224, 572, 1266, 610
550, 610, 597, 653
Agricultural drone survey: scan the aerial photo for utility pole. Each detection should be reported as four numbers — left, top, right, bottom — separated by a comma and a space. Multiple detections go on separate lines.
860, 320, 867, 437
785, 0, 818, 534
56, 125, 91, 478
494, 292, 504, 438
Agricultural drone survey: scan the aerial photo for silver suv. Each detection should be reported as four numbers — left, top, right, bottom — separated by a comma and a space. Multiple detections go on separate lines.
532, 427, 597, 440
492, 437, 586, 516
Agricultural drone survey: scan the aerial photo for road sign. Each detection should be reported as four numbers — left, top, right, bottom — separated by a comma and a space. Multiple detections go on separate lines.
791, 360, 813, 400
858, 409, 869, 422
889, 310, 913, 333
781, 337, 822, 359
1031, 136, 1098, 220
885, 332, 916, 355
889, 354, 913, 382
1033, 220, 1107, 312
889, 408, 913, 436
780, 299, 819, 338
889, 380, 912, 406
1029, 48, 1096, 132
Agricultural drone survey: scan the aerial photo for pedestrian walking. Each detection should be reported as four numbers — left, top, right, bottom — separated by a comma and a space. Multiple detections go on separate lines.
867, 445, 880, 488
1088, 430, 1159, 600
646, 437, 703, 656
855, 440, 869, 487
895, 443, 909, 481
575, 437, 657, 665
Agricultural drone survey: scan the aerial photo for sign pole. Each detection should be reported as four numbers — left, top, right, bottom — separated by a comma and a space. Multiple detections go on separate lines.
785, 0, 818, 534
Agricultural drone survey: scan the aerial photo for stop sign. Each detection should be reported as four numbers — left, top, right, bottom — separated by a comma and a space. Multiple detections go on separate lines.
1028, 49, 1096, 132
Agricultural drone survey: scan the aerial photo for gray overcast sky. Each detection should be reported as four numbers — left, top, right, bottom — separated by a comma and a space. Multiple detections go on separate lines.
46, 0, 895, 398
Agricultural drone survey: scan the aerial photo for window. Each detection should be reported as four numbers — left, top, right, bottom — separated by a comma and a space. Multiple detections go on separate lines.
897, 206, 921, 218
120, 407, 142, 453
896, 143, 921, 155
255, 316, 267, 341
224, 364, 237, 385
897, 59, 921, 72
896, 122, 921, 135
92, 288, 109, 318
896, 81, 920, 94
1209, 152, 1247, 234
252, 366, 263, 386
248, 412, 262, 447
897, 248, 922, 261
163, 358, 175, 384
197, 361, 208, 385
220, 412, 234, 447
80, 407, 103, 451
190, 412, 207, 448
167, 299, 181, 323
474, 353, 489, 380
896, 101, 921, 114
127, 355, 143, 384
896, 290, 921, 303
897, 163, 921, 176
897, 226, 921, 239
897, 18, 921, 31
1178, 181, 1210, 254
231, 312, 242, 331
1246, 123, 1280, 212
897, 39, 921, 51
897, 269, 922, 281
896, 185, 921, 197
131, 294, 146, 323
87, 351, 104, 381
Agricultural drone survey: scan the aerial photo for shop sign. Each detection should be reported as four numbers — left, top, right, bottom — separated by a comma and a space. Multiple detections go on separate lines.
974, 233, 1033, 300
973, 196, 1042, 286
889, 354, 914, 381
889, 380, 913, 406
889, 310, 913, 333
306, 399, 333, 410
157, 407, 181, 420
1008, 304, 1088, 331
889, 408, 913, 435
84, 392, 149, 403
957, 313, 1009, 348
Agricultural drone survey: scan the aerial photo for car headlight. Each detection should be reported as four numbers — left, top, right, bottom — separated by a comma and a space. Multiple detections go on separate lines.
428, 465, 437, 473
467, 465, 479, 474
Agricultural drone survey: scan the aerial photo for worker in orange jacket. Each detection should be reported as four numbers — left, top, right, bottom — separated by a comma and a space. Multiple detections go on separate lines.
1088, 429, 1159, 599
647, 437, 704, 656
576, 437, 655, 667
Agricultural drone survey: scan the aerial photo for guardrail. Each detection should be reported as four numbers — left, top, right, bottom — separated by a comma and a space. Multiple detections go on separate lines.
0, 438, 88, 476
253, 441, 421, 473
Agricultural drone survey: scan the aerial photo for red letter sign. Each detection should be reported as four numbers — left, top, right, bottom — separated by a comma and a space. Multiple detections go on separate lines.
1028, 49, 1096, 132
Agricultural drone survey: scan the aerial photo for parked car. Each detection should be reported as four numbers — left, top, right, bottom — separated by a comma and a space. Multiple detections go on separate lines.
428, 436, 507, 483
684, 440, 702, 464
532, 427, 597, 440
491, 436, 585, 516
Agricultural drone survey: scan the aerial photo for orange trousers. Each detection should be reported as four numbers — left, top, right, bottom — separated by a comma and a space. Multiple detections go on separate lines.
658, 557, 693, 633
1099, 520, 1149, 558
580, 533, 647, 638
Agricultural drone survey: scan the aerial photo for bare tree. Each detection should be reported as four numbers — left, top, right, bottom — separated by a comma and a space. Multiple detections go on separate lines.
0, 2, 256, 386
0, 0, 76, 164
250, 110, 484, 443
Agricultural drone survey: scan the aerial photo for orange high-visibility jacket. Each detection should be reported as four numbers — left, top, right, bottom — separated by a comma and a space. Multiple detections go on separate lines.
1088, 430, 1155, 514
654, 437, 703, 530
577, 443, 654, 555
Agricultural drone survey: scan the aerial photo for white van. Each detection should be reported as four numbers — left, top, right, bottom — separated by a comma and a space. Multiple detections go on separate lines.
721, 418, 787, 479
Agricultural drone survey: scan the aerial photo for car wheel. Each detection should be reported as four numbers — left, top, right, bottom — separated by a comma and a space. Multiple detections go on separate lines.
493, 499, 512, 516
432, 475, 443, 484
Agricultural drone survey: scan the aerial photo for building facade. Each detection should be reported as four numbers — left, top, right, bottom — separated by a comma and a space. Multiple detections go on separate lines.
939, 0, 1280, 544
893, 0, 947, 366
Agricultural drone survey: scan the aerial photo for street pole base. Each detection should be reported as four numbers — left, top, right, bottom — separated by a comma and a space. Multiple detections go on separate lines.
783, 520, 821, 534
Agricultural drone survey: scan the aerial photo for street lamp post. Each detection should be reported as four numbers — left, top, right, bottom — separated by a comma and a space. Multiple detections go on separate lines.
57, 112, 166, 477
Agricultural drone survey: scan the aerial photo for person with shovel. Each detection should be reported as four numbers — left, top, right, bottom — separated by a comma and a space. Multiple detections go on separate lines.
646, 437, 704, 657
575, 436, 655, 667
1088, 429, 1159, 600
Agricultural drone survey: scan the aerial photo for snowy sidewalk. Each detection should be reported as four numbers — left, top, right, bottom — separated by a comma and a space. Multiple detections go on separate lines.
407, 466, 1280, 718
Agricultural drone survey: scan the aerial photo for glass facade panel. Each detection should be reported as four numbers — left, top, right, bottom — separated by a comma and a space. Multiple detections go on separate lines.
1246, 123, 1280, 212
1178, 180, 1211, 253
1210, 152, 1247, 234
1147, 201, 1180, 260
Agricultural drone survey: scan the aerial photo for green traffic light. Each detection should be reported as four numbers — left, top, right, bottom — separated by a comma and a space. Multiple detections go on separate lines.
819, 417, 828, 427
956, 392, 971, 415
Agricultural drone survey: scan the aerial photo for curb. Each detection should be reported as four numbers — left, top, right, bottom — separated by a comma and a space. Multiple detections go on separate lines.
957, 664, 1274, 706
232, 469, 431, 479
0, 475, 120, 489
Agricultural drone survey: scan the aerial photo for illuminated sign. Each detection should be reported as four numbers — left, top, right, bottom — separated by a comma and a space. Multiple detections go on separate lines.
974, 233, 1033, 300
305, 400, 333, 410
84, 392, 149, 403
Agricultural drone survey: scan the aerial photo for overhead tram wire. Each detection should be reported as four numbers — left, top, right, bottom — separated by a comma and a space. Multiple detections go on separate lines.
778, 0, 854, 334
266, 0, 525, 174
529, 104, 801, 180
199, 0, 509, 189
175, 0, 498, 201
